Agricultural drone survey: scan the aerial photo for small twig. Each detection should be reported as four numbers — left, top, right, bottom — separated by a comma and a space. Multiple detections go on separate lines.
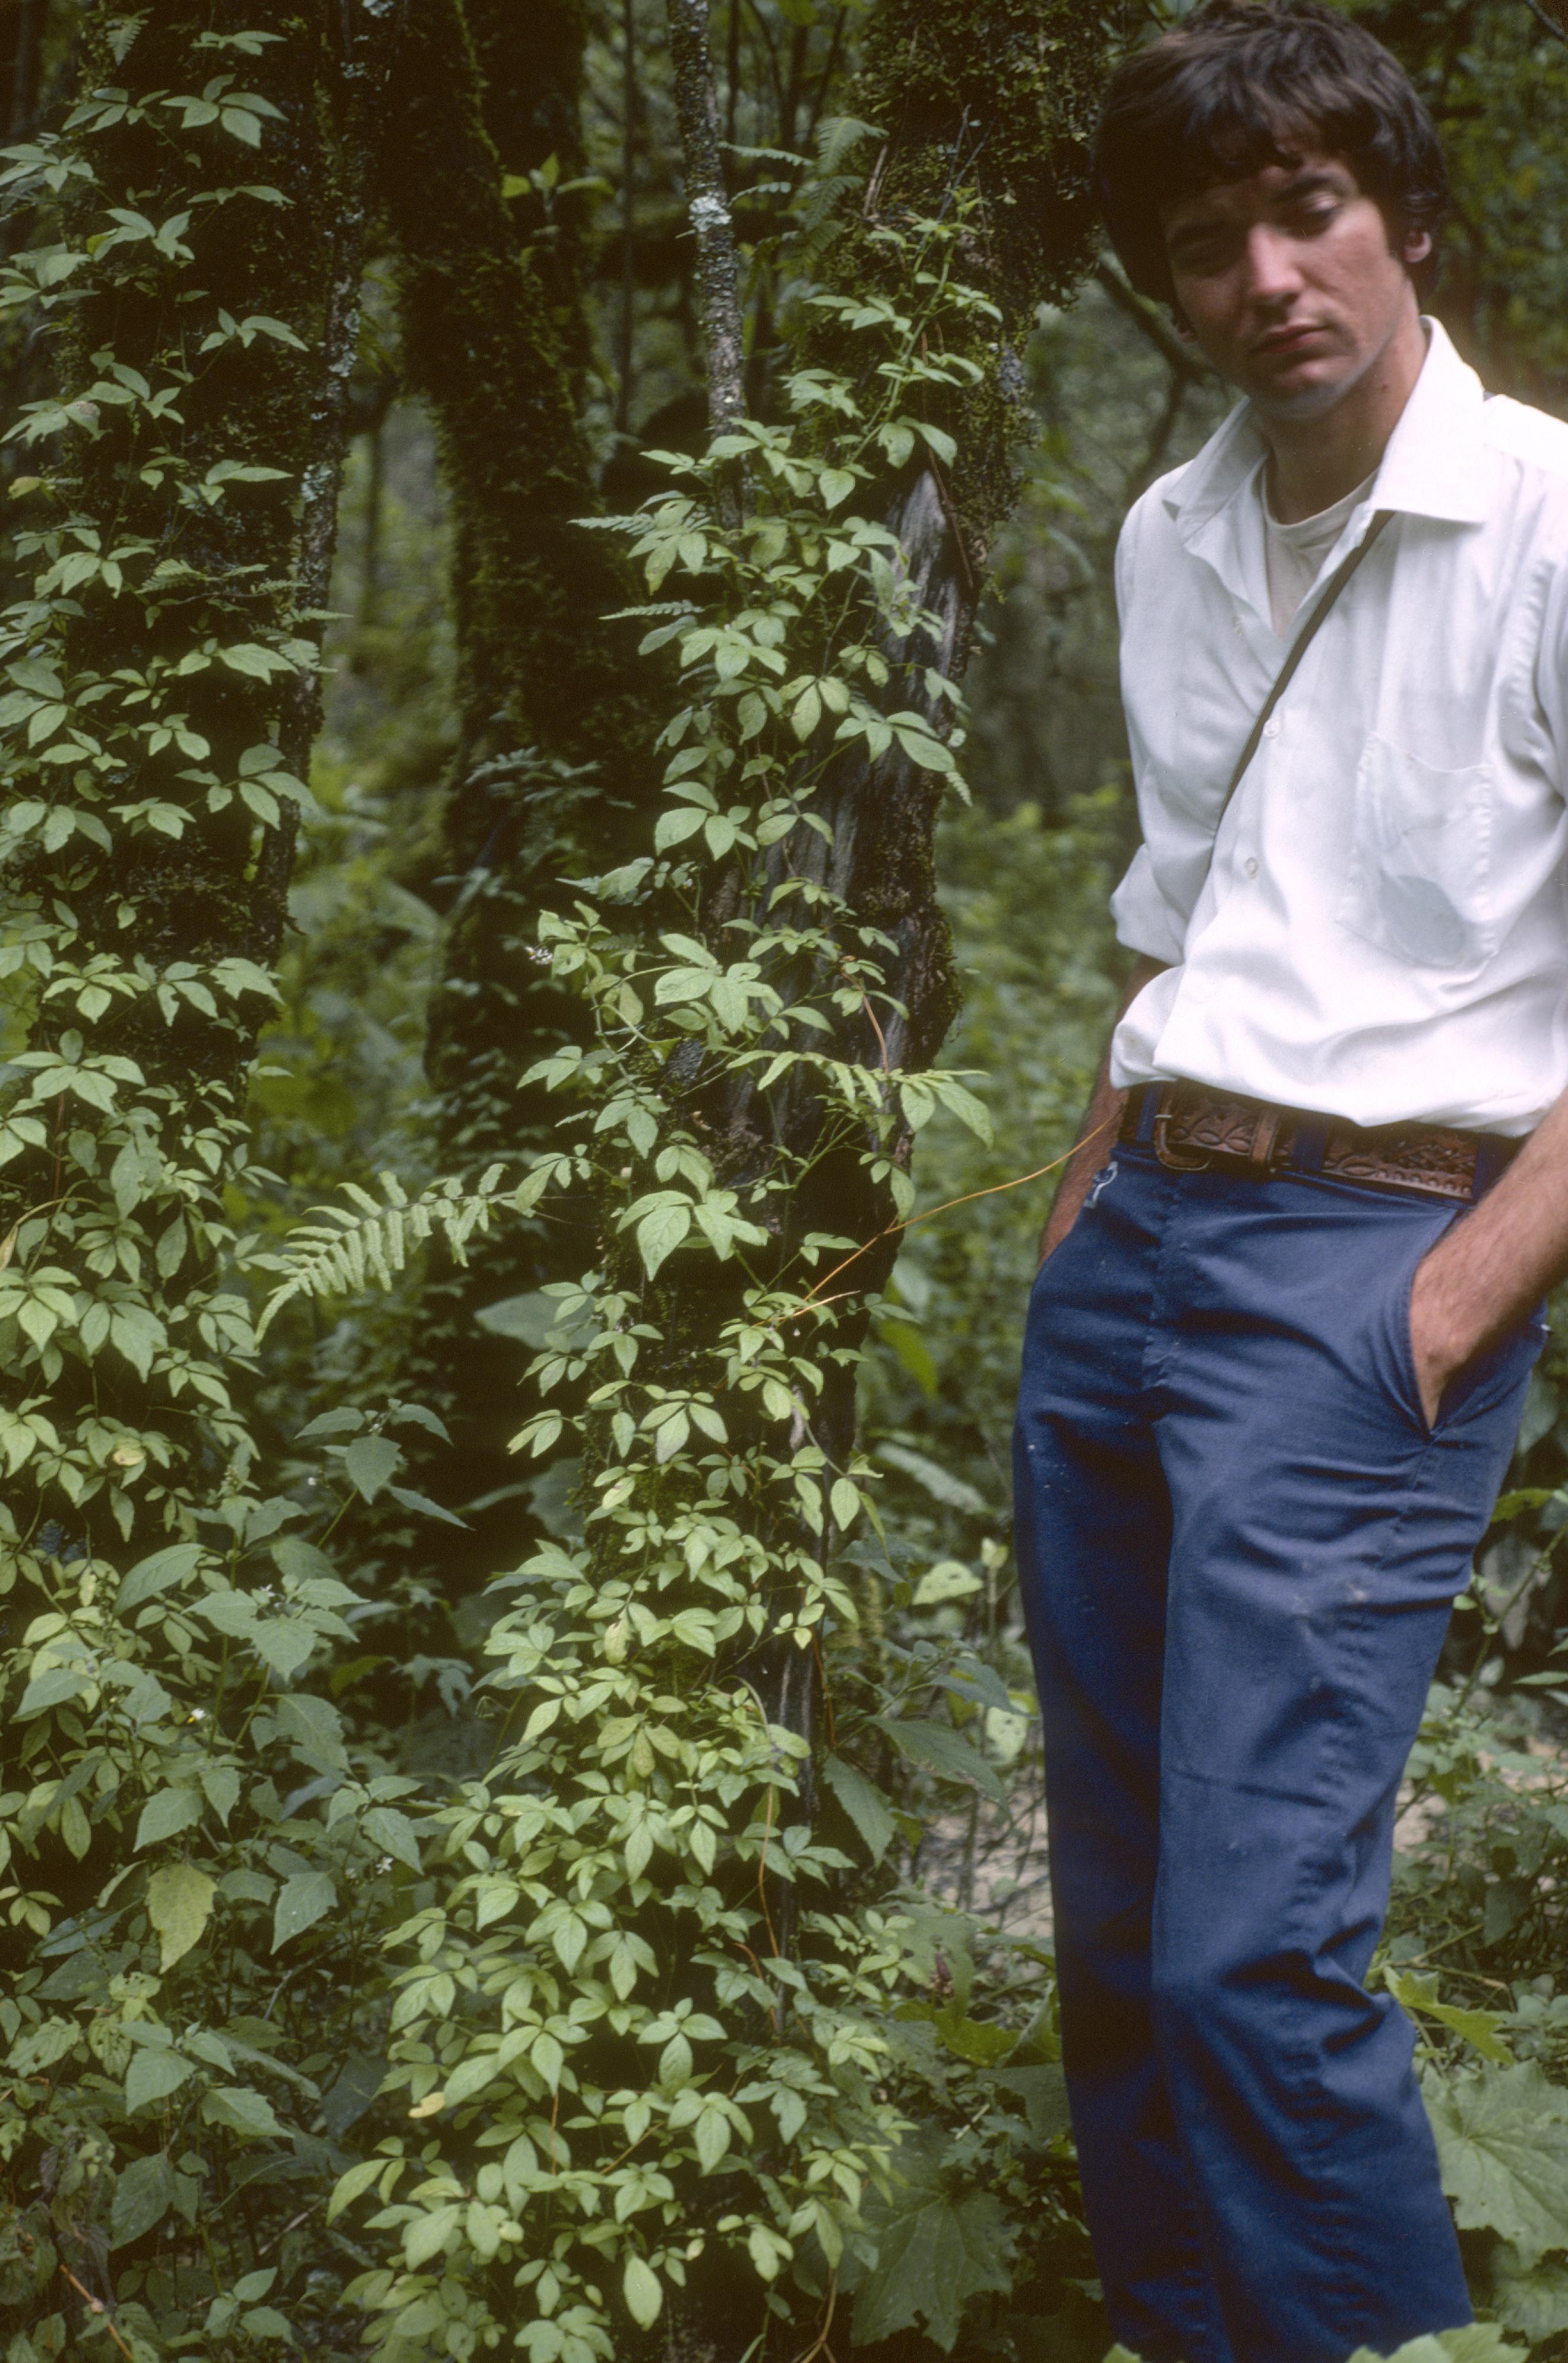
755, 1778, 782, 1960
1522, 0, 1568, 46
925, 453, 980, 602
1095, 256, 1210, 380
1397, 1925, 1485, 1969
857, 988, 891, 1073
60, 2268, 134, 2361
791, 2273, 839, 2363
861, 141, 889, 219
795, 1112, 1120, 1310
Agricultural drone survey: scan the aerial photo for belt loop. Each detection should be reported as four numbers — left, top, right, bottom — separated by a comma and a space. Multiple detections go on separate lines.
1471, 1134, 1513, 1202
1133, 1084, 1160, 1148
1248, 1111, 1282, 1170
1291, 1115, 1328, 1176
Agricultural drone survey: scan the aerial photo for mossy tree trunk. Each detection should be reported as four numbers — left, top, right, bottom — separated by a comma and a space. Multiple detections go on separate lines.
0, 1, 371, 1553
376, 0, 654, 1567
672, 0, 1112, 1774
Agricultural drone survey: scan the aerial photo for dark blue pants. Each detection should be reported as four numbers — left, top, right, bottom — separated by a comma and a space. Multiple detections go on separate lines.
1012, 1145, 1543, 2363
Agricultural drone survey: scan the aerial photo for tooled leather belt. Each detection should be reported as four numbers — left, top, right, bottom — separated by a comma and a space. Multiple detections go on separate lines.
1120, 1079, 1522, 1205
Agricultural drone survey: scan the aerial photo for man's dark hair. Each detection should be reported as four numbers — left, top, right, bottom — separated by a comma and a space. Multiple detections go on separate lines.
1095, 1, 1447, 308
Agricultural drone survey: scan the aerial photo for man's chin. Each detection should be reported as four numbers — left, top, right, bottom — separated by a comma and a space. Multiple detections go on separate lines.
1248, 360, 1359, 421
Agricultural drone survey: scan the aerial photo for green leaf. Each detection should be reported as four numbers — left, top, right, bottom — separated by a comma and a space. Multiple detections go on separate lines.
1424, 2061, 1568, 2269
1386, 1968, 1512, 2064
275, 1692, 347, 1771
876, 1440, 988, 1512
202, 2085, 284, 2140
127, 2046, 194, 2114
406, 2203, 461, 2269
328, 2155, 389, 2223
135, 1787, 203, 1849
110, 2153, 178, 2246
881, 1718, 1003, 1802
200, 1764, 241, 1826
823, 1755, 895, 1863
249, 1618, 317, 1682
934, 2010, 1017, 2067
273, 1872, 336, 1950
622, 2255, 662, 2330
147, 1863, 215, 1970
850, 2130, 1011, 2350
914, 1559, 982, 1606
1486, 2242, 1568, 2344
16, 1666, 91, 1718
636, 1201, 690, 1280
343, 1432, 400, 1502
239, 2308, 292, 2340
118, 1543, 204, 1611
363, 1805, 422, 1872
991, 2062, 1073, 2141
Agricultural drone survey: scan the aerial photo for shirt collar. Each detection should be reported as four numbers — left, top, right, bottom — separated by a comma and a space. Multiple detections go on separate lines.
1165, 317, 1491, 546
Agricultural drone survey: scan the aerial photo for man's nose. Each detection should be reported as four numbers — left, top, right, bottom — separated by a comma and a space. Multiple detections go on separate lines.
1240, 226, 1305, 307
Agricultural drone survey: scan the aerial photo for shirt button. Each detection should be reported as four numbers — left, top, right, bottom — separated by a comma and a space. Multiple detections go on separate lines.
1245, 857, 1259, 877
1262, 716, 1282, 739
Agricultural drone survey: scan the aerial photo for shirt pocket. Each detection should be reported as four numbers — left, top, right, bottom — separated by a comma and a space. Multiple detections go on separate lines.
1337, 732, 1497, 972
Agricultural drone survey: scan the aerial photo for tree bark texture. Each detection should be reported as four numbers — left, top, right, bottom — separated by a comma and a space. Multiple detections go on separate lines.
466, 0, 595, 396
751, 0, 1109, 1246
667, 0, 1113, 1789
24, 2, 346, 1107
263, 2, 394, 961
0, 4, 365, 1543
377, 0, 654, 1561
664, 0, 746, 432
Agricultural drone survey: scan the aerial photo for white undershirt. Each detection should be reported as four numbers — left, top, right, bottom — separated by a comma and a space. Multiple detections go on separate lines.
1261, 469, 1377, 637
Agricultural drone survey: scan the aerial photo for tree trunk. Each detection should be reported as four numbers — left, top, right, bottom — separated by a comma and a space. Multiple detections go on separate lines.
376, 0, 653, 1565
665, 0, 745, 434
0, 3, 366, 1551
667, 0, 1112, 1795
466, 0, 595, 397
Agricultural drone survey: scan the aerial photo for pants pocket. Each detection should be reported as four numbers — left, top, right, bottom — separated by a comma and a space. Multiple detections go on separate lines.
1386, 1208, 1545, 1440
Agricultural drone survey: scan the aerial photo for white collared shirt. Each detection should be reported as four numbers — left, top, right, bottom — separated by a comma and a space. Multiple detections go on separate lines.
1109, 320, 1568, 1136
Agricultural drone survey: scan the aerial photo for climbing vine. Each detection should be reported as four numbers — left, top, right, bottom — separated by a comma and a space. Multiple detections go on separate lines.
276, 188, 1072, 2361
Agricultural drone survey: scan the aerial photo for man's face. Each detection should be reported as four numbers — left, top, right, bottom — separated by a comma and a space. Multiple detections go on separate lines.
1161, 150, 1430, 420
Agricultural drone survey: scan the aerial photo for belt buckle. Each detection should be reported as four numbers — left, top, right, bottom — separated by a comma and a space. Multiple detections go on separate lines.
1152, 1095, 1212, 1173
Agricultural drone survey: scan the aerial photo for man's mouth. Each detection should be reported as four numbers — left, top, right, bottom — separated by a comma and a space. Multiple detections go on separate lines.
1253, 323, 1329, 359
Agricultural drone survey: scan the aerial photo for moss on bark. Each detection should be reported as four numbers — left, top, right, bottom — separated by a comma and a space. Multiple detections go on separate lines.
376, 0, 655, 1559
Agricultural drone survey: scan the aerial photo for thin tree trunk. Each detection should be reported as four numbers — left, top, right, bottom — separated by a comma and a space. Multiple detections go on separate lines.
617, 0, 638, 434
357, 412, 385, 630
665, 0, 745, 432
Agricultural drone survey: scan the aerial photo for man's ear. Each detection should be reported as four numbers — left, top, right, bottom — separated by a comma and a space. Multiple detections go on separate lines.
1402, 227, 1433, 270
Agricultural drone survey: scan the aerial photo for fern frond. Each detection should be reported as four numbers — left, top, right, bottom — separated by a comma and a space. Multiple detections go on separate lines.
255, 1158, 566, 1340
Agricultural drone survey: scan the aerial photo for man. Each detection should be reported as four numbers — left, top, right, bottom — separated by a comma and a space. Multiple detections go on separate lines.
1012, 8, 1568, 2361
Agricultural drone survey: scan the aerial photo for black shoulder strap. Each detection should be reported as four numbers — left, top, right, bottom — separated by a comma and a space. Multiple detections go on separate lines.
1206, 506, 1395, 858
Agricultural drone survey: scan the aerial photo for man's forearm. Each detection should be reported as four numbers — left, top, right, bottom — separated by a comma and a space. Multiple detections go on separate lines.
1038, 956, 1167, 1266
1410, 1081, 1568, 1422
